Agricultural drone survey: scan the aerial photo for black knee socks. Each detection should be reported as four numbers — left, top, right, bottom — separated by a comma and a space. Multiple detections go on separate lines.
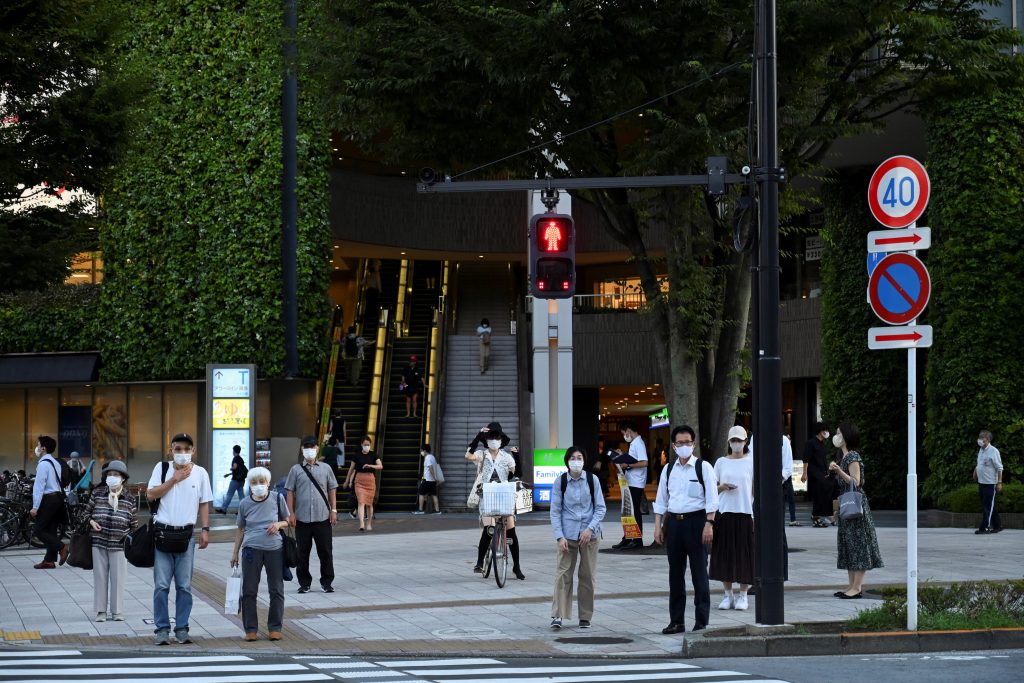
507, 527, 521, 571
475, 528, 490, 567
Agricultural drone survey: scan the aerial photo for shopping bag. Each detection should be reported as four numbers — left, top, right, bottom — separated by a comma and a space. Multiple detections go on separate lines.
838, 482, 864, 521
434, 462, 445, 485
68, 530, 93, 570
225, 567, 242, 614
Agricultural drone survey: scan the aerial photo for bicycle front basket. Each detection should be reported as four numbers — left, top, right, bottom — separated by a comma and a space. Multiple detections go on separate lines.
480, 482, 517, 516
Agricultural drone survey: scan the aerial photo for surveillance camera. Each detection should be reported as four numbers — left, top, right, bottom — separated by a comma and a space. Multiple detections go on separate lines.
418, 167, 438, 184
741, 165, 752, 176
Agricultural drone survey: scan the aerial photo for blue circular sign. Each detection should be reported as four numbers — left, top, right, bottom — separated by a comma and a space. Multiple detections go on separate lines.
867, 253, 931, 325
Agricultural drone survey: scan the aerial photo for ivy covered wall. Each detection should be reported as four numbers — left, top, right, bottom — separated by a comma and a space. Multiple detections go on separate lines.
99, 0, 331, 382
819, 170, 917, 508
922, 85, 1024, 498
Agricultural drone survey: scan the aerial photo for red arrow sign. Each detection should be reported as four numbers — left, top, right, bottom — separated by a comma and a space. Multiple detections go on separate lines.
875, 234, 923, 246
867, 227, 931, 254
876, 331, 923, 343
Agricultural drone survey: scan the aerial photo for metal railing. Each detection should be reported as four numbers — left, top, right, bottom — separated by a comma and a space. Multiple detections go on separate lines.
571, 292, 648, 312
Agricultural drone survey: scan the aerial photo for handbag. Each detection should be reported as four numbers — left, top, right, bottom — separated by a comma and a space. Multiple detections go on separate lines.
68, 528, 93, 570
154, 524, 194, 554
277, 492, 298, 568
838, 481, 865, 521
224, 567, 242, 614
466, 481, 482, 509
433, 461, 445, 485
126, 461, 170, 567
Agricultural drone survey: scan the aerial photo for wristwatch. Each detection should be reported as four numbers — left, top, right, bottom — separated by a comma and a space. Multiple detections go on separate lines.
705, 519, 715, 526
201, 526, 210, 532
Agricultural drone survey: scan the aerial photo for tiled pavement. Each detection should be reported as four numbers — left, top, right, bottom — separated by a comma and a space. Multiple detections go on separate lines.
1, 509, 1021, 657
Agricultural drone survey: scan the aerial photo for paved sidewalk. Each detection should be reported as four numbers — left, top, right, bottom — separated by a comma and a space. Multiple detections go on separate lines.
0, 510, 1021, 658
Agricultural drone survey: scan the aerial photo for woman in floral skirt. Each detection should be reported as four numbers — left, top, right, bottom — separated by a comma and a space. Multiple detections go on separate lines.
829, 422, 883, 598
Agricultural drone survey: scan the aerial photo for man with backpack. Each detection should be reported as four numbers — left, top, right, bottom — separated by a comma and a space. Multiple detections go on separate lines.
29, 435, 70, 569
653, 425, 719, 635
342, 325, 373, 386
549, 446, 606, 630
217, 444, 248, 514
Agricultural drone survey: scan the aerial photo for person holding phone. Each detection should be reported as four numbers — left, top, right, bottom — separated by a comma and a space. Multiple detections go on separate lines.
709, 426, 755, 611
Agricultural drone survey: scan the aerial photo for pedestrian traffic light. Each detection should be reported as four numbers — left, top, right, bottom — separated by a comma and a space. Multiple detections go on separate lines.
529, 213, 575, 299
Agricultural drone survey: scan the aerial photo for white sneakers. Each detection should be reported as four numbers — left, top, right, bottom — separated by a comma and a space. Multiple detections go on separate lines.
717, 592, 749, 610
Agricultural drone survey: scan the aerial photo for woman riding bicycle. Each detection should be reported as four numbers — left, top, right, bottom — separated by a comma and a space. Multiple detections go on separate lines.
466, 422, 525, 580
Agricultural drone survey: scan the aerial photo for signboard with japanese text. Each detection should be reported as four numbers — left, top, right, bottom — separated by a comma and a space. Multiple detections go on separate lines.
211, 398, 251, 429
532, 449, 565, 505
206, 364, 256, 506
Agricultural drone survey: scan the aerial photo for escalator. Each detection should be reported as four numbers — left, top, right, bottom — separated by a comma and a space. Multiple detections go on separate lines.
376, 260, 441, 511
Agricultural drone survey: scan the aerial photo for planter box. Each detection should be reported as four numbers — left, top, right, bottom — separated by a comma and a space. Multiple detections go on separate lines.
925, 510, 1024, 529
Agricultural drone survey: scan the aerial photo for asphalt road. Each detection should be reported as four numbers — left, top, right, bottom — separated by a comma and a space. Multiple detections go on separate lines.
1, 647, 1020, 682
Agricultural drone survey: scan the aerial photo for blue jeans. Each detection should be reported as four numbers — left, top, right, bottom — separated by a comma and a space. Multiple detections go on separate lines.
153, 539, 196, 633
223, 479, 246, 510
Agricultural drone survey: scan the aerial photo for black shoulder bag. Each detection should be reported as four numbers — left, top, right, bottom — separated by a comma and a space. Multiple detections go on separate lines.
125, 461, 168, 567
278, 493, 298, 568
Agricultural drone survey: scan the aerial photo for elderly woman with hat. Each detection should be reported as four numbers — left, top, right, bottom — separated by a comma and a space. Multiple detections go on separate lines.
86, 460, 138, 622
465, 422, 525, 580
708, 425, 755, 611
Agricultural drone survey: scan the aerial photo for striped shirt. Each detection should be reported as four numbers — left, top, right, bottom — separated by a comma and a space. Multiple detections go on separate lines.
87, 486, 139, 550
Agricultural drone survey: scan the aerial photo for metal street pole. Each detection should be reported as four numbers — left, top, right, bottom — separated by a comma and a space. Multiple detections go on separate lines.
282, 0, 300, 378
755, 0, 785, 625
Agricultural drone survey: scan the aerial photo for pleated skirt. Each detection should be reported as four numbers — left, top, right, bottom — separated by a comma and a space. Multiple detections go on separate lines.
709, 512, 756, 585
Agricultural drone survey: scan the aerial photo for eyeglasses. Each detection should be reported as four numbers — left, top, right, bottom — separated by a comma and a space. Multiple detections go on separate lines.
673, 441, 694, 447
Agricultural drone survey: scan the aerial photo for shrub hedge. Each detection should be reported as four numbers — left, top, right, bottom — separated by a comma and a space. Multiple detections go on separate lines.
936, 482, 1024, 514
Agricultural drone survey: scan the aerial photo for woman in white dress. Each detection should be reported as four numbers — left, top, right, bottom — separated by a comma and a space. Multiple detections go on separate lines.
465, 422, 525, 580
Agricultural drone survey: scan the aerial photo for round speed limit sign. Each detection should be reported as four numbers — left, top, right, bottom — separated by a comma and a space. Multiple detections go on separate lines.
867, 155, 930, 228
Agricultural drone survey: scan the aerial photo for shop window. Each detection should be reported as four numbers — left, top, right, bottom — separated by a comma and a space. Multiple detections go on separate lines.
164, 384, 199, 450
0, 389, 26, 473
586, 276, 668, 310
129, 386, 163, 470
27, 388, 58, 457
65, 251, 104, 285
92, 386, 127, 463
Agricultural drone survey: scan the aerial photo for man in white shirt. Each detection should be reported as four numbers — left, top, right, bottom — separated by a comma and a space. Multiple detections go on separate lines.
653, 425, 719, 634
973, 429, 1004, 534
613, 420, 648, 550
146, 433, 213, 646
414, 444, 441, 514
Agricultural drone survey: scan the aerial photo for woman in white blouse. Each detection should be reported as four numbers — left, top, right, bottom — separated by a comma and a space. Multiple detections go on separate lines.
709, 425, 755, 611
465, 422, 525, 580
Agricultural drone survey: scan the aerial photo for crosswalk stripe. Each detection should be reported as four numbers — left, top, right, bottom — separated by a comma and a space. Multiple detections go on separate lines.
0, 663, 310, 677
415, 672, 747, 683
381, 659, 503, 668
0, 650, 81, 658
306, 662, 381, 670
403, 662, 700, 676
1, 656, 255, 666
0, 677, 333, 683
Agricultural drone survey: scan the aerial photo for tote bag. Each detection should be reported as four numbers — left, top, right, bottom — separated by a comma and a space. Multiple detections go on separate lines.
838, 481, 864, 521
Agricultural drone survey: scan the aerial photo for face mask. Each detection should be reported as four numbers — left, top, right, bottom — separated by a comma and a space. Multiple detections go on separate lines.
730, 442, 744, 454
623, 434, 633, 443
568, 460, 584, 474
421, 451, 428, 457
302, 448, 317, 461
34, 446, 42, 457
674, 444, 694, 458
487, 439, 502, 450
832, 434, 844, 448
977, 439, 985, 448
106, 475, 122, 488
361, 445, 371, 454
251, 484, 269, 498
173, 453, 192, 466
823, 431, 830, 439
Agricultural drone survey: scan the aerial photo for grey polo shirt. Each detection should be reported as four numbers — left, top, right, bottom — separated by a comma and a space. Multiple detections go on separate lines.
284, 461, 338, 523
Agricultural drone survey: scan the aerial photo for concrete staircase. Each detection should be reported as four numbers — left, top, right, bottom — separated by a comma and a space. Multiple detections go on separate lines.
438, 335, 520, 509
453, 262, 513, 335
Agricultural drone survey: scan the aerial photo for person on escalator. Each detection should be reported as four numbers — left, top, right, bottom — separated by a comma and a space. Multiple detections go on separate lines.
400, 355, 425, 419
343, 327, 373, 387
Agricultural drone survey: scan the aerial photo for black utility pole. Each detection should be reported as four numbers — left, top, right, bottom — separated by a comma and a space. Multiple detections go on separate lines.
754, 0, 785, 625
282, 0, 300, 378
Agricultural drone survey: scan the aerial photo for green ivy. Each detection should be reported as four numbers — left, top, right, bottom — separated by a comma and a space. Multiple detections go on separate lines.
922, 84, 1024, 499
819, 171, 915, 508
97, 0, 331, 382
0, 285, 103, 353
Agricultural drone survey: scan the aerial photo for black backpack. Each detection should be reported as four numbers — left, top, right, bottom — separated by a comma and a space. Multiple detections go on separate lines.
47, 457, 73, 489
345, 335, 359, 357
559, 471, 595, 508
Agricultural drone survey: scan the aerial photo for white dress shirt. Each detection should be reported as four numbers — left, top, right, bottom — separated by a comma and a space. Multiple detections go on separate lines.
750, 434, 795, 482
653, 456, 719, 515
624, 437, 648, 488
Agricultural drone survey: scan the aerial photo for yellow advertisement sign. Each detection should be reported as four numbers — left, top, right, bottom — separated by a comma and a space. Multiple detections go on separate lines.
212, 398, 251, 429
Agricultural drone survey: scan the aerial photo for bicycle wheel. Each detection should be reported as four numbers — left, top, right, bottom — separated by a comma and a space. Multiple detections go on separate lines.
0, 503, 21, 549
482, 543, 493, 578
493, 521, 508, 588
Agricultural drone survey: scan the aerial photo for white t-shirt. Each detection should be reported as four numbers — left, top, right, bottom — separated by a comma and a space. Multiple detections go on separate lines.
625, 437, 648, 488
149, 462, 214, 527
714, 455, 754, 516
423, 453, 438, 482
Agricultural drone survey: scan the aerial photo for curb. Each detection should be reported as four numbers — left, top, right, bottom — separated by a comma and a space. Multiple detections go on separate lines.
681, 627, 1024, 658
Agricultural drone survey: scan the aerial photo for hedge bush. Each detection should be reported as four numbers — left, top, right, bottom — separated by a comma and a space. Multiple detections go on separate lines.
936, 482, 1024, 514
0, 285, 103, 353
848, 580, 1024, 631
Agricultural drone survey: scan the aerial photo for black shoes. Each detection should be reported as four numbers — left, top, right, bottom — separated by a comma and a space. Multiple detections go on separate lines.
692, 624, 706, 631
838, 591, 863, 599
662, 623, 685, 635
297, 585, 310, 594
473, 565, 483, 574
322, 585, 334, 593
514, 569, 526, 580
579, 620, 591, 629
612, 539, 643, 550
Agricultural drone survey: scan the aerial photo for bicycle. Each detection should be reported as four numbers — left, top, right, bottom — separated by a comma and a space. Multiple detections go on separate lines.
480, 513, 512, 587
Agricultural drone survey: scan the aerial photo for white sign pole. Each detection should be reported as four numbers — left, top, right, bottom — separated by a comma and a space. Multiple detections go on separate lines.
907, 239, 919, 632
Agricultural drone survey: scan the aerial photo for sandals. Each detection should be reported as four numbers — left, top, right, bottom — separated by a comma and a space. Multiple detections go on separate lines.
812, 519, 829, 528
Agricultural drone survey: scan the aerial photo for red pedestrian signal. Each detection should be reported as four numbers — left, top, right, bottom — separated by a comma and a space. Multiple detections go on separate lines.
529, 213, 575, 299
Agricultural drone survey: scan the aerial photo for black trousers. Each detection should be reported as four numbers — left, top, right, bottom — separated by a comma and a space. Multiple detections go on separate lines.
628, 486, 646, 535
782, 478, 796, 522
978, 484, 1001, 531
295, 520, 335, 589
665, 515, 710, 627
36, 493, 66, 561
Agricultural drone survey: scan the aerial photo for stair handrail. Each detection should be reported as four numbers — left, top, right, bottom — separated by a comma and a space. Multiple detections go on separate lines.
365, 307, 395, 449
316, 305, 345, 442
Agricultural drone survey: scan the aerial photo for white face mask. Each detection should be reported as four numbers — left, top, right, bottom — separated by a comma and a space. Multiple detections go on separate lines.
832, 434, 844, 448
977, 438, 985, 448
623, 434, 633, 443
173, 452, 192, 466
823, 431, 830, 439
675, 444, 695, 459
487, 439, 502, 450
34, 446, 42, 457
568, 459, 584, 474
251, 484, 269, 498
729, 442, 744, 454
105, 475, 122, 488
421, 451, 428, 457
361, 445, 371, 454
302, 448, 317, 461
